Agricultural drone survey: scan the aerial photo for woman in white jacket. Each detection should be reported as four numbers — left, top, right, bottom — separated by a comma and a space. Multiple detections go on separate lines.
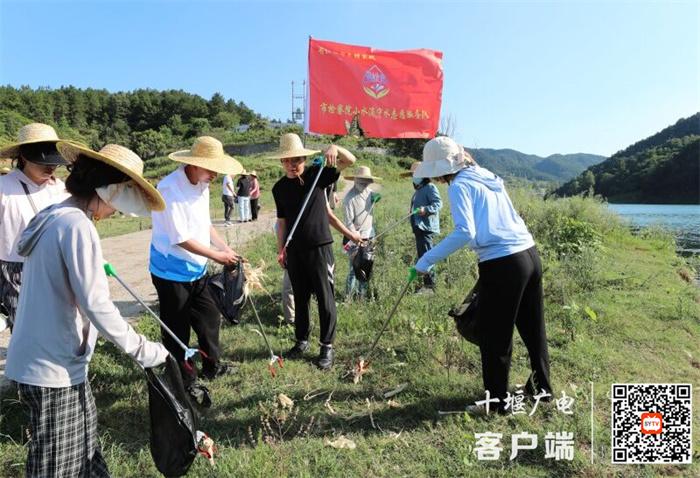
6, 142, 169, 477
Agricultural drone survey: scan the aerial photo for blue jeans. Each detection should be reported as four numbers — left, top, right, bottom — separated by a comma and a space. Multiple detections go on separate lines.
238, 196, 251, 221
414, 229, 436, 287
346, 256, 369, 300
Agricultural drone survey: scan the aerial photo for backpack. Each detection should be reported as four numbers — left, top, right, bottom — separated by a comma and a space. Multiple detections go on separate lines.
448, 281, 480, 346
208, 261, 246, 325
146, 355, 199, 477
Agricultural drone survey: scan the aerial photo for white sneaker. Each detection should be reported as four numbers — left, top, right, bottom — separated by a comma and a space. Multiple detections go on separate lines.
0, 318, 7, 333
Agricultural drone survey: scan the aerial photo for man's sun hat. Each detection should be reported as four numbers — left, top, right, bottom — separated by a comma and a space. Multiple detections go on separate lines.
344, 165, 381, 182
248, 170, 258, 177
400, 161, 422, 178
168, 136, 244, 175
0, 123, 71, 165
56, 142, 166, 211
269, 133, 321, 159
414, 136, 469, 179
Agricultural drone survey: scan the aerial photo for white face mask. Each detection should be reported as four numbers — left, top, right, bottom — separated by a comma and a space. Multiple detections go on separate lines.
355, 180, 371, 192
96, 180, 151, 217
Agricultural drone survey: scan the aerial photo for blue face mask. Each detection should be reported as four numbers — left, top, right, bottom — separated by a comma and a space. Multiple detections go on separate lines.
412, 177, 423, 186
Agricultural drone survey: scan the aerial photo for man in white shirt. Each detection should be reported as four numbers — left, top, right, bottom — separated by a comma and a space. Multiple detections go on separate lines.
342, 166, 381, 300
0, 123, 71, 332
150, 136, 244, 405
222, 173, 235, 225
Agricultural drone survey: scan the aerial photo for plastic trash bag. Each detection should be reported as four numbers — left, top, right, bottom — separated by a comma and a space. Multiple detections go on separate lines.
351, 243, 375, 282
146, 355, 199, 477
208, 261, 246, 325
448, 281, 481, 346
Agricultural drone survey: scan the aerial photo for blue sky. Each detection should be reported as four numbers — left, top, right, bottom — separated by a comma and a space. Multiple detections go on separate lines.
1, 0, 697, 157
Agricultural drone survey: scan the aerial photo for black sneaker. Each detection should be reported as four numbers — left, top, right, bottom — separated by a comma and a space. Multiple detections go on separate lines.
316, 345, 334, 370
285, 341, 310, 359
201, 361, 237, 380
186, 381, 212, 408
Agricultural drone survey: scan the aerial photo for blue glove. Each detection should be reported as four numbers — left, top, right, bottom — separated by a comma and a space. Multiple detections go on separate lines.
312, 156, 326, 168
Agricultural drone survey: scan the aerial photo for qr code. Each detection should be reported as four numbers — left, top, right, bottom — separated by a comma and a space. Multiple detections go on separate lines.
611, 383, 692, 464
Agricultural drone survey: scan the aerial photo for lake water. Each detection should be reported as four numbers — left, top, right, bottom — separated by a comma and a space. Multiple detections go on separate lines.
607, 204, 700, 255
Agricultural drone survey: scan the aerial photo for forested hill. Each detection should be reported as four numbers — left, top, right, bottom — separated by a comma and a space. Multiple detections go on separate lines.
468, 148, 605, 182
0, 86, 264, 160
553, 113, 700, 204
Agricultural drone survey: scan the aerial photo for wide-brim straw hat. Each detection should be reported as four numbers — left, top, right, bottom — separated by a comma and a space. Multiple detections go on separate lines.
414, 136, 469, 179
168, 136, 244, 175
400, 161, 422, 178
0, 123, 66, 160
344, 165, 381, 181
269, 133, 321, 159
248, 170, 258, 177
56, 142, 165, 211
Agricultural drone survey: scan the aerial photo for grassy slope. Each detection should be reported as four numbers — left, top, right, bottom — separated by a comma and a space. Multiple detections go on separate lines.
1, 174, 698, 477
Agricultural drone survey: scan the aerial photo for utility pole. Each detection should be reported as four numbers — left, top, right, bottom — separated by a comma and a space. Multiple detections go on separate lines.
291, 80, 306, 124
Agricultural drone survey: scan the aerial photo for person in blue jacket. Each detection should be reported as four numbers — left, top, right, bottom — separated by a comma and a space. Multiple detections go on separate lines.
402, 161, 442, 292
413, 137, 552, 414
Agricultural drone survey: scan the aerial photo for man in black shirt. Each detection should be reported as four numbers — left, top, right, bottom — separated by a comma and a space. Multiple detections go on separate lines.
271, 133, 355, 370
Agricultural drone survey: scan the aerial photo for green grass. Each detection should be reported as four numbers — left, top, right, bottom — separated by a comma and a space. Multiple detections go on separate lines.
2, 179, 699, 477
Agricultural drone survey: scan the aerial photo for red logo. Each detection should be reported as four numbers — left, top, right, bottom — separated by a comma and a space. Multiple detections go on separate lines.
641, 412, 663, 434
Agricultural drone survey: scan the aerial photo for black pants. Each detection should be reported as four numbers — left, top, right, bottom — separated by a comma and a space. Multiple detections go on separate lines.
286, 243, 337, 345
151, 274, 222, 385
476, 246, 552, 404
413, 229, 436, 287
250, 198, 259, 220
222, 195, 234, 221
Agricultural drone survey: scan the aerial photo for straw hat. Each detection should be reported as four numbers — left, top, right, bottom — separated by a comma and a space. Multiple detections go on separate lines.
168, 136, 244, 175
56, 142, 165, 211
344, 165, 381, 182
248, 170, 258, 177
0, 123, 65, 159
400, 161, 422, 178
269, 133, 321, 159
414, 137, 468, 179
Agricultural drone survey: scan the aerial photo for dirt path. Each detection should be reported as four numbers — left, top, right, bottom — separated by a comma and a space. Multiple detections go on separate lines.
1, 179, 354, 388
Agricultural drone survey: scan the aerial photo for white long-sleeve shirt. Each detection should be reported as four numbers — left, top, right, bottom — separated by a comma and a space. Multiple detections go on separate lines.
342, 186, 375, 239
6, 199, 168, 387
0, 169, 70, 262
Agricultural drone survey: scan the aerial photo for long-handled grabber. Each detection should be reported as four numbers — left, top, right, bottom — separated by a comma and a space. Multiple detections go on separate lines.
103, 263, 204, 366
351, 267, 418, 383
247, 295, 284, 377
370, 208, 421, 244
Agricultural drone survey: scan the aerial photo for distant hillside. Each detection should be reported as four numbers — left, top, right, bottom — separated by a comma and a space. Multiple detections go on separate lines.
467, 148, 605, 182
553, 113, 700, 204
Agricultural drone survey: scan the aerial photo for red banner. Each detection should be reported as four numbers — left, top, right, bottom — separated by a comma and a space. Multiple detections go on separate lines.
307, 38, 443, 138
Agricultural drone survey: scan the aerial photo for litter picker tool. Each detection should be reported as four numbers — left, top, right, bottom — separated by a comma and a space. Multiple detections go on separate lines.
103, 262, 204, 365
246, 295, 284, 377
351, 267, 418, 383
371, 208, 420, 244
283, 157, 326, 251
343, 205, 419, 254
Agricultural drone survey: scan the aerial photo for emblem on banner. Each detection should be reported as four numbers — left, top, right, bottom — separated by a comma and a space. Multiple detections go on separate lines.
362, 65, 390, 99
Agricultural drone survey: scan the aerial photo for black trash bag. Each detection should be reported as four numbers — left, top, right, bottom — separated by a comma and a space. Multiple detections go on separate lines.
351, 243, 375, 282
208, 261, 246, 325
448, 281, 480, 346
146, 355, 199, 477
